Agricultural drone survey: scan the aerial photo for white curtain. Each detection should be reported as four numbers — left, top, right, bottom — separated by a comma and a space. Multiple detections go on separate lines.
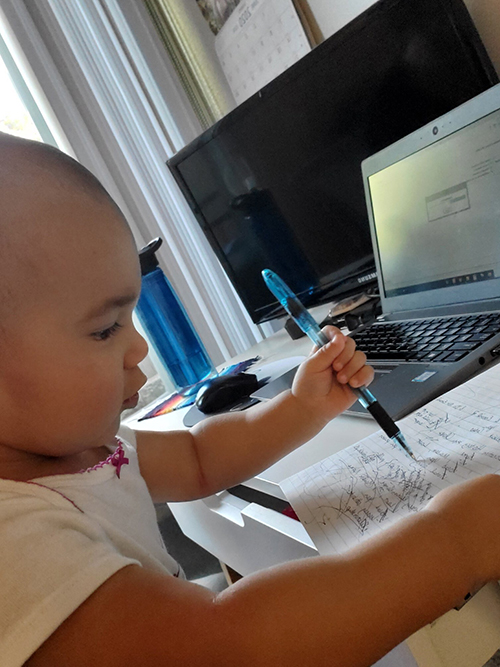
0, 0, 275, 366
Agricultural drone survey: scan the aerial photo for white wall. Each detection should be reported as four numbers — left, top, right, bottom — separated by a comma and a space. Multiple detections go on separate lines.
305, 0, 375, 38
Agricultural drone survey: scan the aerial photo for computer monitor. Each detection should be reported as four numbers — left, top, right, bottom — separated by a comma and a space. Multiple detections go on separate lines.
168, 0, 498, 324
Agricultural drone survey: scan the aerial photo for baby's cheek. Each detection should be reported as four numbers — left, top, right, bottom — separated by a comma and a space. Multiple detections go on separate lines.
93, 377, 123, 412
79, 365, 123, 415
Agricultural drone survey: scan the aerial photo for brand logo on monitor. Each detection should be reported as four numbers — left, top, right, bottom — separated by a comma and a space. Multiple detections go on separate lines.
358, 272, 377, 284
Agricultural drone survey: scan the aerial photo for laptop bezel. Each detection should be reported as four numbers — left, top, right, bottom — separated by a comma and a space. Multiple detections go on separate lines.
361, 84, 500, 320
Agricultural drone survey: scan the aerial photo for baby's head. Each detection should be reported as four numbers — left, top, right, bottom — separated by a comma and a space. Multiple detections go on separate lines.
0, 133, 148, 463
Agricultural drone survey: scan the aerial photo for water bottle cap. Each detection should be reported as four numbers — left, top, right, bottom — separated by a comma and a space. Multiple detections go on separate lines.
139, 237, 163, 276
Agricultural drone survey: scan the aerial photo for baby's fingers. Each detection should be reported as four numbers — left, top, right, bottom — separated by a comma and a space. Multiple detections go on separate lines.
306, 333, 346, 372
332, 335, 357, 372
336, 350, 374, 388
309, 325, 343, 355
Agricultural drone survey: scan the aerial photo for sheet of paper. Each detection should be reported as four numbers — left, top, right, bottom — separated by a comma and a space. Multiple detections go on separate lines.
281, 364, 500, 555
215, 0, 311, 104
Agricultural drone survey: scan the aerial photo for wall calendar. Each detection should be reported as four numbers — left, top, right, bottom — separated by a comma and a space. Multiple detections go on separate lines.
214, 0, 312, 105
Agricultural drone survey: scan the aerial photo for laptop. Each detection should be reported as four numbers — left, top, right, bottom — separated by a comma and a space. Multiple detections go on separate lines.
344, 82, 500, 419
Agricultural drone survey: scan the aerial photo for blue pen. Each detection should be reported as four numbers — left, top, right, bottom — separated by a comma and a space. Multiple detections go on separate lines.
262, 269, 416, 461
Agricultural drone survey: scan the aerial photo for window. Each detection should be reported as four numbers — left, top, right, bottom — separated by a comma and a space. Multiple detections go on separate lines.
0, 27, 59, 146
0, 54, 41, 141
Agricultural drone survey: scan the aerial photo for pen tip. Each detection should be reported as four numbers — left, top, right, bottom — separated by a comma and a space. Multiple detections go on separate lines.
393, 433, 417, 461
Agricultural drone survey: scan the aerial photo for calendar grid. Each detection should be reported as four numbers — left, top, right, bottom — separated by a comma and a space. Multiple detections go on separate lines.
215, 0, 311, 104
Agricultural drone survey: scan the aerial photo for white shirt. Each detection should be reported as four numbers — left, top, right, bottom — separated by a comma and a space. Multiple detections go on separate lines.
0, 425, 181, 666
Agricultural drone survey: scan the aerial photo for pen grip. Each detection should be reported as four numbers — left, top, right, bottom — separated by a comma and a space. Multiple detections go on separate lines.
363, 400, 398, 439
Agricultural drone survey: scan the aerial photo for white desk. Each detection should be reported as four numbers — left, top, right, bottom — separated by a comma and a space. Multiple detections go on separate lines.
127, 325, 500, 667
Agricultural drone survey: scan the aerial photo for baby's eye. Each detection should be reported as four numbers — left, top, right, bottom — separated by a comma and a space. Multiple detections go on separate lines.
92, 322, 123, 341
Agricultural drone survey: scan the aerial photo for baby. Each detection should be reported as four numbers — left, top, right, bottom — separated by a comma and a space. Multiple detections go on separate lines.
2, 132, 500, 667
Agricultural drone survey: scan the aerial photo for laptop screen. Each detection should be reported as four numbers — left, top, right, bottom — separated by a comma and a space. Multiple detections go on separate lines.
365, 88, 500, 316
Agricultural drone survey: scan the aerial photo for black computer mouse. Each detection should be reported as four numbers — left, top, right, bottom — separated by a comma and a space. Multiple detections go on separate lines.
195, 373, 260, 414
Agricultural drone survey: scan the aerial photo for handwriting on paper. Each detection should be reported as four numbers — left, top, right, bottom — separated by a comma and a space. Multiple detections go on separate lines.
281, 365, 500, 556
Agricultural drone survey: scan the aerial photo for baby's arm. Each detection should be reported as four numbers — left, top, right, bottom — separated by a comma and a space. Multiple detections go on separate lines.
27, 474, 500, 667
137, 327, 373, 502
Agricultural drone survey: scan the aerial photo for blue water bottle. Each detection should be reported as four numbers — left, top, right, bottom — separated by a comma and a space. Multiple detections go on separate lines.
136, 238, 215, 389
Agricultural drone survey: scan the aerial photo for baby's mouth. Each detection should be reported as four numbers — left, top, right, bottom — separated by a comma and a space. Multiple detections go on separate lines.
122, 374, 147, 410
122, 392, 140, 410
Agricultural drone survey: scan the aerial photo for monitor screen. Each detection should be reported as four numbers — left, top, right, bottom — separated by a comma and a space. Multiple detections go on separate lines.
168, 0, 498, 324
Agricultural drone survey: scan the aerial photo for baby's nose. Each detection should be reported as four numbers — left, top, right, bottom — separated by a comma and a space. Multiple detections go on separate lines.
126, 327, 149, 368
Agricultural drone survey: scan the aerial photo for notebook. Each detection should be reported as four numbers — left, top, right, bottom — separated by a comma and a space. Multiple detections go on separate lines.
345, 82, 500, 419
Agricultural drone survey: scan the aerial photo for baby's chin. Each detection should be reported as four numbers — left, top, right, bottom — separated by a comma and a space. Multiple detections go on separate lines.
103, 413, 124, 442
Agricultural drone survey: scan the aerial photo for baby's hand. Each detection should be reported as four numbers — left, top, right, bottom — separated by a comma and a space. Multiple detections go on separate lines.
291, 326, 374, 422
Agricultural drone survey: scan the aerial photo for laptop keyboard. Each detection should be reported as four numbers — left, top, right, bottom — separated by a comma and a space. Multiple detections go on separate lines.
351, 312, 500, 363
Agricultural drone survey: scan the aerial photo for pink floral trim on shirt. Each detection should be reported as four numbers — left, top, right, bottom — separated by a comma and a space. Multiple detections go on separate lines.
77, 438, 129, 478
